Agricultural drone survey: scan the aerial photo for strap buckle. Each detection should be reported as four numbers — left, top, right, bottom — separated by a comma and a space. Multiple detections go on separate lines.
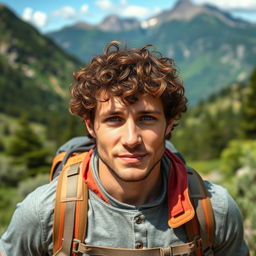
72, 239, 81, 254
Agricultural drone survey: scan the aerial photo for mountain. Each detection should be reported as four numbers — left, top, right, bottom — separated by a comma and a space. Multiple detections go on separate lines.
99, 15, 140, 32
47, 0, 256, 104
0, 4, 83, 123
142, 0, 246, 28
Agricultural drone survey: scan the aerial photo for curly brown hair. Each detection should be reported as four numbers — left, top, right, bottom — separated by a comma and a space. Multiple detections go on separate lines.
70, 41, 187, 122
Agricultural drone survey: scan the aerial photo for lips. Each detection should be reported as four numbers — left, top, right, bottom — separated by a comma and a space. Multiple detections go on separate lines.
117, 153, 147, 163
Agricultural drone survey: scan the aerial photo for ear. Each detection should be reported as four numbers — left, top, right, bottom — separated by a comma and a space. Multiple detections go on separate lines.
165, 119, 174, 136
84, 119, 95, 138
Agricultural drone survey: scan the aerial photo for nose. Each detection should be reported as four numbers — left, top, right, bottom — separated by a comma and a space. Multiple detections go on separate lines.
121, 119, 141, 148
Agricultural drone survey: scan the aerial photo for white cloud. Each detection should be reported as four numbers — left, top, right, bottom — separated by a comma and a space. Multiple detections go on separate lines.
52, 4, 90, 19
53, 6, 77, 19
22, 7, 33, 21
33, 11, 48, 27
95, 0, 113, 11
22, 7, 47, 28
81, 4, 89, 15
194, 0, 256, 11
95, 0, 151, 19
120, 6, 150, 17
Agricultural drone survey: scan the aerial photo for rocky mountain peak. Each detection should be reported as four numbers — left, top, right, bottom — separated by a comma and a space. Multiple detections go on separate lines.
170, 0, 202, 20
143, 0, 244, 28
173, 0, 194, 10
98, 15, 140, 32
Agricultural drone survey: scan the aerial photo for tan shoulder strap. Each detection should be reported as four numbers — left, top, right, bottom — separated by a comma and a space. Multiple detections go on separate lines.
53, 152, 89, 256
185, 167, 215, 256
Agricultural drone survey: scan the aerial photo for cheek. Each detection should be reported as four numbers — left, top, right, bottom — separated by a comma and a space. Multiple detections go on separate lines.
95, 129, 117, 154
143, 129, 166, 147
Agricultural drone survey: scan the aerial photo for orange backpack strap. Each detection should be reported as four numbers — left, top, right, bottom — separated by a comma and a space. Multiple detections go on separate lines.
185, 167, 215, 256
53, 152, 89, 256
50, 152, 66, 181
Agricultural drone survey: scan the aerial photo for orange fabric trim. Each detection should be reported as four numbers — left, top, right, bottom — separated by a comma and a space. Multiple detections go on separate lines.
57, 202, 66, 249
202, 198, 212, 241
50, 152, 66, 181
165, 149, 195, 228
82, 149, 109, 203
74, 200, 81, 238
66, 152, 87, 166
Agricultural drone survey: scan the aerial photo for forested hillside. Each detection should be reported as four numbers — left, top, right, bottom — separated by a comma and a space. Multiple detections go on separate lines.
0, 4, 83, 124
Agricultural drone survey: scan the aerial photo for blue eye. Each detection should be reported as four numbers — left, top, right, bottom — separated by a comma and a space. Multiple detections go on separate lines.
140, 115, 156, 121
106, 116, 122, 122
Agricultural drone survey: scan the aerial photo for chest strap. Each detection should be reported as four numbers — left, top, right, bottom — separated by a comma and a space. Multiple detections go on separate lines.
73, 237, 202, 256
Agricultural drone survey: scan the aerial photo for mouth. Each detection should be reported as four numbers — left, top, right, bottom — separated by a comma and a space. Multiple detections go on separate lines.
117, 153, 147, 163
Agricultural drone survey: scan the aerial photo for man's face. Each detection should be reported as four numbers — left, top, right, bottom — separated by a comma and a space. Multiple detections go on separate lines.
85, 93, 173, 182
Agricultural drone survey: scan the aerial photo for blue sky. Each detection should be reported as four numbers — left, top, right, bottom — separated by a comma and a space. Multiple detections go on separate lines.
1, 0, 256, 33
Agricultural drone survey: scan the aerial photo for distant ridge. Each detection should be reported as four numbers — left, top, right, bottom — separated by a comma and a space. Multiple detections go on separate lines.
142, 0, 246, 28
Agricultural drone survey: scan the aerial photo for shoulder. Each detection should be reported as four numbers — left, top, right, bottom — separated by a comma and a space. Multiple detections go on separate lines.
203, 180, 239, 224
22, 178, 57, 218
203, 180, 249, 255
0, 179, 57, 255
8, 178, 57, 227
22, 178, 57, 240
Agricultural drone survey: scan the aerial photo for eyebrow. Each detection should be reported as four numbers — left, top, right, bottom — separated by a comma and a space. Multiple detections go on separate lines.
101, 110, 124, 116
138, 110, 162, 115
101, 110, 162, 116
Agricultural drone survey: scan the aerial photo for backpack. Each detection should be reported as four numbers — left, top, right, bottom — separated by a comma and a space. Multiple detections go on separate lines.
50, 136, 215, 256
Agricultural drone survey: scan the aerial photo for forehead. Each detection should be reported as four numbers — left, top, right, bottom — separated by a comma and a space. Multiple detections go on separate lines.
95, 93, 164, 116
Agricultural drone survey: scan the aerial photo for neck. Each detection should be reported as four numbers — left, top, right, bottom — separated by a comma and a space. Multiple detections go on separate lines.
98, 161, 162, 206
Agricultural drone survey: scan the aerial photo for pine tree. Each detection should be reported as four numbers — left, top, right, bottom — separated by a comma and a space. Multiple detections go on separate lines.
240, 68, 256, 139
7, 115, 50, 177
7, 115, 42, 156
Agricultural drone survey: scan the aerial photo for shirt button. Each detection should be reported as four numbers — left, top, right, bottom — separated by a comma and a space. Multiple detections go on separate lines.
135, 241, 143, 249
135, 216, 145, 224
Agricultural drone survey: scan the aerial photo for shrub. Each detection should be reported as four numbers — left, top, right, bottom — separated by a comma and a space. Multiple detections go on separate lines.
220, 140, 256, 175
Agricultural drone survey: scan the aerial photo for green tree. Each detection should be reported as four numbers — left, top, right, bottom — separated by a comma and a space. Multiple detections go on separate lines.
240, 68, 256, 139
7, 115, 42, 157
59, 115, 85, 145
3, 124, 10, 136
0, 139, 4, 152
7, 115, 50, 177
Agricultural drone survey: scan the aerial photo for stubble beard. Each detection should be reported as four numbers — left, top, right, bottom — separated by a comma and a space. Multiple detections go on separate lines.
96, 146, 165, 183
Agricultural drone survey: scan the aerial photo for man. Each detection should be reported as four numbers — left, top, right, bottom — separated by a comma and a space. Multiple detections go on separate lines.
0, 41, 249, 255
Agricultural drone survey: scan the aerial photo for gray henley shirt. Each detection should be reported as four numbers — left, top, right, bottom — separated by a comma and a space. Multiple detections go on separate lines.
0, 151, 249, 255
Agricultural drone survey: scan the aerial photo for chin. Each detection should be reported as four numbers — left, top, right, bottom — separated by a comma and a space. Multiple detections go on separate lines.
115, 168, 152, 183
